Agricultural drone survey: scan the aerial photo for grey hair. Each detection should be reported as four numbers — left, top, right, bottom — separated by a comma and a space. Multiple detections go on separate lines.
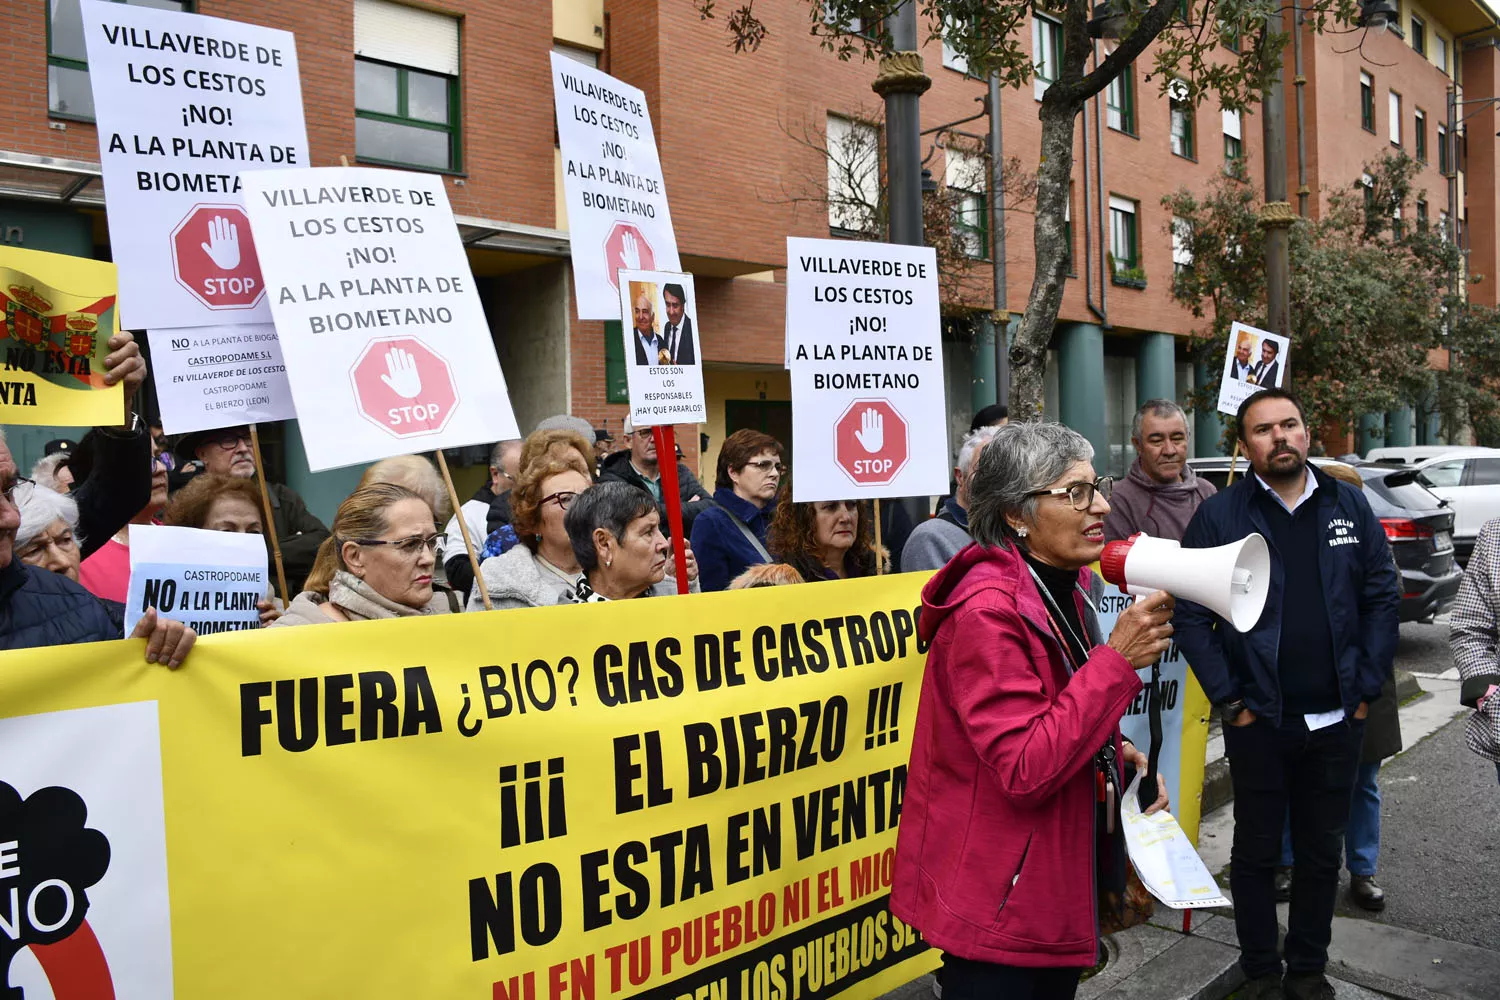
956, 424, 1002, 476
15, 484, 80, 552
31, 452, 72, 492
968, 422, 1095, 547
1130, 399, 1188, 444
564, 481, 658, 574
490, 438, 522, 472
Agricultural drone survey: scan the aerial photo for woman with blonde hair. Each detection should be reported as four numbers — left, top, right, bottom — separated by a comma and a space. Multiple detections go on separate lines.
270, 483, 451, 627
359, 454, 451, 525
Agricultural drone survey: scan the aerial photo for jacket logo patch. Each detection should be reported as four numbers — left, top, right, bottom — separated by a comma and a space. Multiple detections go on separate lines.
1328, 518, 1360, 548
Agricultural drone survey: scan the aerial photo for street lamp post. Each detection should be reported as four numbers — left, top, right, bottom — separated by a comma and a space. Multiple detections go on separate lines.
1260, 9, 1295, 366
873, 4, 929, 247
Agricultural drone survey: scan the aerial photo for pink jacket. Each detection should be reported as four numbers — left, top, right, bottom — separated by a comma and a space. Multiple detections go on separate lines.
890, 542, 1142, 967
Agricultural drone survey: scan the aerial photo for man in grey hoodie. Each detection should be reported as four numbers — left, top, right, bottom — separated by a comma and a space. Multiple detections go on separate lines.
1104, 399, 1217, 543
901, 425, 1001, 571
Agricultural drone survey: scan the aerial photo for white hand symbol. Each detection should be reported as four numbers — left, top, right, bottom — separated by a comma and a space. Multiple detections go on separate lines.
200, 215, 242, 271
380, 346, 423, 398
854, 407, 884, 453
620, 230, 641, 271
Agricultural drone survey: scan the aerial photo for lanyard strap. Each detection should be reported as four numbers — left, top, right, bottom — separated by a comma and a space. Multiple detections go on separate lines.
1027, 565, 1088, 675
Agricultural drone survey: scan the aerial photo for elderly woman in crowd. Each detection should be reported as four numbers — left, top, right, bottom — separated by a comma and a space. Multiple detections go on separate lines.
767, 491, 877, 582
890, 422, 1174, 1000
359, 455, 452, 526
1449, 517, 1500, 786
690, 429, 783, 591
562, 481, 697, 602
164, 474, 281, 626
469, 445, 594, 610
270, 483, 452, 627
15, 483, 83, 584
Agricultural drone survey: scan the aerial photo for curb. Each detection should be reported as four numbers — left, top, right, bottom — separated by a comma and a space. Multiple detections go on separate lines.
1199, 669, 1422, 815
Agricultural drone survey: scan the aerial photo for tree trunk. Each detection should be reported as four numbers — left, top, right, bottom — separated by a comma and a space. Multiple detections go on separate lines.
1009, 96, 1081, 421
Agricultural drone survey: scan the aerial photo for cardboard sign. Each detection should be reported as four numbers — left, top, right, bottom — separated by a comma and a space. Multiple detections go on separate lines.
551, 53, 680, 320
617, 269, 706, 427
0, 246, 123, 427
81, 1, 310, 330
785, 237, 947, 502
147, 324, 295, 435
1217, 320, 1289, 417
240, 166, 519, 471
125, 523, 269, 635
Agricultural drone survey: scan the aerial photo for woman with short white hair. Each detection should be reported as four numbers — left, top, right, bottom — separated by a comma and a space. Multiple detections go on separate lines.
15, 484, 83, 583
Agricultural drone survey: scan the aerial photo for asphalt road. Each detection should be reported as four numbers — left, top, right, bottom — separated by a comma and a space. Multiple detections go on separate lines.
1395, 618, 1455, 677
1338, 715, 1500, 949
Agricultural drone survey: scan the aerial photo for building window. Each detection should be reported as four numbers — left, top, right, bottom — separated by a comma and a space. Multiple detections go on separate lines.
354, 0, 461, 172
1109, 195, 1140, 273
1438, 123, 1451, 174
1222, 108, 1243, 164
1410, 15, 1426, 56
1436, 34, 1449, 74
1172, 216, 1194, 275
1360, 71, 1375, 132
941, 17, 970, 74
1415, 109, 1427, 162
1033, 14, 1062, 101
47, 0, 192, 120
1105, 60, 1136, 134
1416, 198, 1429, 231
1169, 80, 1195, 158
1388, 91, 1402, 146
946, 150, 987, 259
826, 114, 880, 234
823, 1, 870, 36
553, 44, 599, 68
1439, 209, 1450, 241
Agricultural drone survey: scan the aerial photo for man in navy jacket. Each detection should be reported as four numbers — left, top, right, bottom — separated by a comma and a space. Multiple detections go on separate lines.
1176, 389, 1398, 1000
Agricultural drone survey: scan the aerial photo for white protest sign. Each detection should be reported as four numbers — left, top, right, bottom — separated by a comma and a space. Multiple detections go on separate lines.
125, 523, 268, 635
617, 270, 706, 427
1217, 320, 1289, 416
81, 1, 309, 331
147, 324, 295, 434
240, 166, 520, 471
785, 237, 947, 502
551, 52, 680, 320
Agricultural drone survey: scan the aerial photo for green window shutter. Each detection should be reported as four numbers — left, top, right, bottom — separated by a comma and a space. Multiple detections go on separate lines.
604, 321, 629, 404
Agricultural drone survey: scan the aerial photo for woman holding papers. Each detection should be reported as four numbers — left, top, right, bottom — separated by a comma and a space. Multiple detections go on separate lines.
561, 481, 697, 602
890, 422, 1172, 1000
269, 483, 453, 627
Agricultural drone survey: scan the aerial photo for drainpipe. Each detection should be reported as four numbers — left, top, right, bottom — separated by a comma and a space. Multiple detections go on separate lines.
1293, 3, 1309, 216
988, 72, 1010, 407
1090, 42, 1109, 326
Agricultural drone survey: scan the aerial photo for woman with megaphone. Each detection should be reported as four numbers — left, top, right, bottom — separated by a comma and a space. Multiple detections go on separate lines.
890, 421, 1174, 1000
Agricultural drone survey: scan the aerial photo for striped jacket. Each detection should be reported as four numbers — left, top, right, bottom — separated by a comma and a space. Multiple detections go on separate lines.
1449, 519, 1500, 761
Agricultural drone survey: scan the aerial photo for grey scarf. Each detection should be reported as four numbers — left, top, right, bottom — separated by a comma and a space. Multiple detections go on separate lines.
328, 570, 451, 621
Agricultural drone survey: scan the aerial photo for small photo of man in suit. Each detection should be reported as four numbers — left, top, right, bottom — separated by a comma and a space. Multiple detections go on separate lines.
630, 281, 664, 366
1229, 332, 1257, 382
1250, 337, 1281, 387
660, 282, 697, 366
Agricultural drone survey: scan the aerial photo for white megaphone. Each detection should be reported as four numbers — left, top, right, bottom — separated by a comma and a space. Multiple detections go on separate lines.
1099, 532, 1271, 633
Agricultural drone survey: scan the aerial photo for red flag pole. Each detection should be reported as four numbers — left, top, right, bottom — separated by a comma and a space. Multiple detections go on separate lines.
652, 425, 691, 594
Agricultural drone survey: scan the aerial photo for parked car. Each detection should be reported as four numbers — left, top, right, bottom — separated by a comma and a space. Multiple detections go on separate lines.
1405, 448, 1500, 562
1184, 457, 1460, 622
1364, 445, 1468, 465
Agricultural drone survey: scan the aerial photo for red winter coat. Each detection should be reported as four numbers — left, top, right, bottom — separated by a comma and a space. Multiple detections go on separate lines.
890, 542, 1142, 968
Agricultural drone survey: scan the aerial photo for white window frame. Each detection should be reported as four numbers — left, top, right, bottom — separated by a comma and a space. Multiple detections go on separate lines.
1033, 14, 1061, 101
822, 1, 863, 34
1222, 107, 1243, 162
1415, 108, 1427, 160
1389, 91, 1402, 145
1436, 34, 1450, 73
826, 114, 880, 234
1172, 216, 1193, 273
942, 18, 969, 74
1410, 15, 1426, 56
1109, 195, 1139, 270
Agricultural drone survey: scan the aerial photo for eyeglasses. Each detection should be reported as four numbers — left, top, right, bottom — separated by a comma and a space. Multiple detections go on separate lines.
745, 459, 785, 474
350, 532, 445, 558
208, 430, 252, 450
1, 476, 35, 508
1027, 476, 1115, 511
814, 500, 860, 515
541, 490, 579, 511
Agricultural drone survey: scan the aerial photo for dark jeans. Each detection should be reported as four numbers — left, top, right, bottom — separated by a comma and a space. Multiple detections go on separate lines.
941, 955, 1083, 1000
1225, 714, 1363, 980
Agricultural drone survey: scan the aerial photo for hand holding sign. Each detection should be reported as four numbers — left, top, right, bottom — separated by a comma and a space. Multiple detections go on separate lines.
200, 216, 243, 271
380, 345, 423, 399
855, 407, 884, 453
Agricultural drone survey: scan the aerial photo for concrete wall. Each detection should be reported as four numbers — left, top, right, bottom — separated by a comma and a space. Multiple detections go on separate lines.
483, 264, 572, 436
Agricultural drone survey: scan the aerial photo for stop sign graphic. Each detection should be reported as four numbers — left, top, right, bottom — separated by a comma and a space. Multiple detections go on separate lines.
350, 338, 459, 439
603, 221, 655, 288
170, 204, 266, 311
834, 399, 909, 486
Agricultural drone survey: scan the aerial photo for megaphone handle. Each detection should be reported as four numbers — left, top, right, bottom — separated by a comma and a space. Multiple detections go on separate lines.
1138, 658, 1164, 813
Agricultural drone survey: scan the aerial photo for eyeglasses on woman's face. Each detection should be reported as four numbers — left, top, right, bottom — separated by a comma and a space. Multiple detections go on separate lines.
1, 476, 35, 508
352, 532, 446, 558
743, 459, 784, 474
1027, 476, 1114, 511
541, 490, 579, 512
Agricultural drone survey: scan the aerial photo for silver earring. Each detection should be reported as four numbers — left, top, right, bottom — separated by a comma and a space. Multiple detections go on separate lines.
1016, 526, 1028, 538
606, 557, 612, 568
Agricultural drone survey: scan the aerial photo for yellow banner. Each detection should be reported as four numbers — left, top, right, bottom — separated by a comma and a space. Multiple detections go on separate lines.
0, 245, 123, 427
0, 576, 941, 999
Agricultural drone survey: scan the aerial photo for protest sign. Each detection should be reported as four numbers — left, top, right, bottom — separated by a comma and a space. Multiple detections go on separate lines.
240, 166, 519, 471
551, 53, 680, 320
0, 576, 939, 999
125, 523, 269, 635
148, 324, 295, 434
80, 1, 309, 331
1217, 320, 1289, 417
0, 246, 123, 427
617, 270, 706, 427
785, 238, 947, 503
